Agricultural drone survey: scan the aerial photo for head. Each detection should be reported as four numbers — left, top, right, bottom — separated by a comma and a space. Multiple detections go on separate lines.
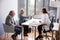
20, 9, 24, 15
9, 10, 15, 17
42, 8, 48, 14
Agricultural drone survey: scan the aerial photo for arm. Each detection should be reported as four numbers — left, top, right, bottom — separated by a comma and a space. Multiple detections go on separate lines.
20, 15, 28, 21
5, 16, 12, 26
45, 14, 51, 24
23, 16, 28, 18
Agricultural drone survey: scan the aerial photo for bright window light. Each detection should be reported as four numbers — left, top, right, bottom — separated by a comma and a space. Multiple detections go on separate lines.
51, 0, 55, 1
30, 0, 35, 5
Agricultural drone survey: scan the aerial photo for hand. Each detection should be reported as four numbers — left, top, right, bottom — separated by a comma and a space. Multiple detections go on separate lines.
28, 16, 32, 19
16, 24, 19, 27
39, 21, 41, 23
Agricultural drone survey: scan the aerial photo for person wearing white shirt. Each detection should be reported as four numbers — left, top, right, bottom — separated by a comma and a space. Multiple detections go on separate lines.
36, 8, 50, 40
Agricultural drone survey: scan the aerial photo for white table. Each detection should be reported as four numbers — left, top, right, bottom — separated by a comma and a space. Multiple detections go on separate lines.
22, 19, 43, 40
22, 19, 60, 40
22, 19, 43, 26
52, 23, 59, 40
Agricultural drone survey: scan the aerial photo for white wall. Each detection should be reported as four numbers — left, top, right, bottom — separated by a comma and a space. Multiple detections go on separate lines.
56, 1, 60, 20
0, 0, 18, 35
50, 1, 60, 20
0, 0, 18, 23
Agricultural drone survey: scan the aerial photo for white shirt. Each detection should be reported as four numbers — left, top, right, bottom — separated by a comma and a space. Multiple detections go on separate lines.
42, 14, 51, 25
41, 13, 51, 31
34, 13, 51, 25
34, 13, 51, 31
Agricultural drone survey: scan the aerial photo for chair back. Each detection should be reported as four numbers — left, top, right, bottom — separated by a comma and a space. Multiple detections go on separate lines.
3, 24, 14, 33
49, 16, 54, 30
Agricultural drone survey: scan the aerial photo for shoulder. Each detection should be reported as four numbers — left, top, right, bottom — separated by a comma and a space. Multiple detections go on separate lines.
43, 14, 49, 18
45, 14, 48, 16
20, 14, 23, 17
6, 15, 11, 19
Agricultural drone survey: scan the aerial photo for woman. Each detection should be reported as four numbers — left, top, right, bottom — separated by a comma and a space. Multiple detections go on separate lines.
36, 8, 50, 39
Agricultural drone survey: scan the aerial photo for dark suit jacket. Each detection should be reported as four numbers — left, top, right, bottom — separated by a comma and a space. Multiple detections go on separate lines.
5, 15, 16, 26
19, 14, 28, 25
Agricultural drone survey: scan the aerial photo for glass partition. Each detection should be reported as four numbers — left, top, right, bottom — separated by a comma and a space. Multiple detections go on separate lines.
25, 0, 43, 16
36, 0, 43, 14
28, 0, 35, 16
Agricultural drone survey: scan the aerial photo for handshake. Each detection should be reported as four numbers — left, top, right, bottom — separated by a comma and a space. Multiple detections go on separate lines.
28, 16, 33, 19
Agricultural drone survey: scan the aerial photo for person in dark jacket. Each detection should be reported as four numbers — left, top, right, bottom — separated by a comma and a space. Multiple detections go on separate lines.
5, 10, 22, 40
19, 9, 27, 25
19, 9, 29, 36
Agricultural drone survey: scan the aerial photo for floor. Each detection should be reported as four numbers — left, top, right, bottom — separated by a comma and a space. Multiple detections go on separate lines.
0, 30, 56, 40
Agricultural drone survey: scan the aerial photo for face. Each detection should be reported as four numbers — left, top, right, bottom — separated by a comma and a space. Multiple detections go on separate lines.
20, 10, 24, 15
11, 11, 15, 17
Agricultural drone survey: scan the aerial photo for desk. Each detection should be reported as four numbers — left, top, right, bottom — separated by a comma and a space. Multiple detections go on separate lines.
22, 19, 43, 40
22, 19, 43, 26
52, 23, 59, 40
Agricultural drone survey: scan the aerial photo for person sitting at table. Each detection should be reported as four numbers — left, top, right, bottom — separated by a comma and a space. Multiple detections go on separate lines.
5, 10, 22, 40
19, 8, 29, 25
36, 8, 51, 39
19, 8, 30, 36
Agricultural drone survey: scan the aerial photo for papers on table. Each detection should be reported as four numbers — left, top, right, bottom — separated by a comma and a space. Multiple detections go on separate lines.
22, 19, 43, 26
22, 18, 60, 31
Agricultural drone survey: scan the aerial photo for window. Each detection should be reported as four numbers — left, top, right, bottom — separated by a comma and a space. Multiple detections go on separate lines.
25, 0, 43, 16
28, 0, 35, 16
36, 0, 43, 14
51, 0, 56, 1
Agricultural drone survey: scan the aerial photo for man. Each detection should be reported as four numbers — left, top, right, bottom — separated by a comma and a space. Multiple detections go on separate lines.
5, 10, 21, 40
19, 9, 29, 36
19, 9, 26, 25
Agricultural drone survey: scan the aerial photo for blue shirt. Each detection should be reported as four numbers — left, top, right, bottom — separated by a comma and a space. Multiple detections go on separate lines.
19, 14, 28, 25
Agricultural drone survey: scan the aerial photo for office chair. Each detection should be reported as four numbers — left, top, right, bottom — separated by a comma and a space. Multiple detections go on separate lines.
42, 16, 55, 40
35, 16, 55, 40
3, 24, 23, 40
3, 24, 15, 40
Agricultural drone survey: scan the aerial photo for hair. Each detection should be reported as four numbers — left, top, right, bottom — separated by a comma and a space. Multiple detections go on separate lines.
20, 8, 24, 14
42, 8, 48, 14
9, 10, 13, 15
20, 8, 24, 12
21, 10, 24, 12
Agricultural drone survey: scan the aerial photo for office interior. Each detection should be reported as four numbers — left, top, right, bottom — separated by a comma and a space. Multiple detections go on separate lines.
0, 0, 60, 40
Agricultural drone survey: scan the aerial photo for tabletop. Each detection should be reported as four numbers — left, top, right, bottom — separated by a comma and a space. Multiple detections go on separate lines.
22, 19, 43, 26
